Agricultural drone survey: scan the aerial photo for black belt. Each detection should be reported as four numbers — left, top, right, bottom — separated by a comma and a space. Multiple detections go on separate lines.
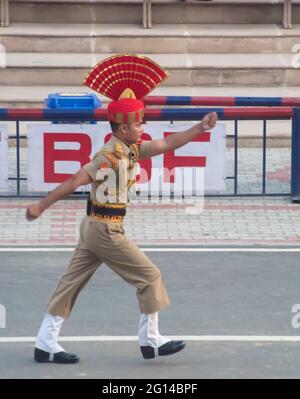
86, 200, 127, 217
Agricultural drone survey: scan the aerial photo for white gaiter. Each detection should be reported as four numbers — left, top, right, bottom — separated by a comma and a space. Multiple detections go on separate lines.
138, 312, 171, 348
35, 313, 65, 353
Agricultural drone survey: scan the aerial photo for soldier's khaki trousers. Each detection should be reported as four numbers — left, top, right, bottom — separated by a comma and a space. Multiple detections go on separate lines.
47, 216, 170, 318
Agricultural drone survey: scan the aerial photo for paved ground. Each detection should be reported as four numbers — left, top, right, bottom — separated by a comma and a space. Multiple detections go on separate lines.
1, 250, 300, 379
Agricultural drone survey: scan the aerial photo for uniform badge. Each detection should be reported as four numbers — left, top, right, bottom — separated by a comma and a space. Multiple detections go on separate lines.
128, 145, 138, 169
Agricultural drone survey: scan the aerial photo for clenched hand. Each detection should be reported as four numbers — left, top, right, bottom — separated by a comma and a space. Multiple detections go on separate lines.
26, 203, 43, 221
201, 112, 218, 131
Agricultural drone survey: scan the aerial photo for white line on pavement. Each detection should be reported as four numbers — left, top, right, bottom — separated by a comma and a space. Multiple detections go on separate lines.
1, 335, 300, 343
1, 248, 300, 252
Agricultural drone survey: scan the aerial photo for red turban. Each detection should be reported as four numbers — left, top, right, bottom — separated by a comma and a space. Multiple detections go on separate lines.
84, 54, 170, 124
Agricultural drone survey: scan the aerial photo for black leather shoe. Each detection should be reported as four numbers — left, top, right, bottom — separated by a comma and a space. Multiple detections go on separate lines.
34, 347, 79, 364
140, 340, 186, 359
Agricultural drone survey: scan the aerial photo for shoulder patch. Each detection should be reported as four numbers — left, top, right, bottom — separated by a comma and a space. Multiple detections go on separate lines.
105, 153, 119, 171
114, 143, 124, 159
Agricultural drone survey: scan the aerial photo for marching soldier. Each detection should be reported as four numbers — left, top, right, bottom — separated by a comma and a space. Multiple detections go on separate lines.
26, 54, 217, 363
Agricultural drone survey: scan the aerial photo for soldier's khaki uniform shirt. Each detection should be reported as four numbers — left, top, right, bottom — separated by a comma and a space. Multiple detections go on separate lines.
83, 136, 152, 206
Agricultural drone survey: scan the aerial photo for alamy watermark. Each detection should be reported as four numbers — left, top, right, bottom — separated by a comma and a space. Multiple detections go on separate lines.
291, 304, 300, 329
291, 44, 300, 69
95, 163, 205, 215
0, 44, 6, 69
0, 304, 6, 328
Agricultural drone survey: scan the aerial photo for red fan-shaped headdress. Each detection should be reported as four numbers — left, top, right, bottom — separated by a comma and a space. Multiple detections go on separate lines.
84, 54, 170, 123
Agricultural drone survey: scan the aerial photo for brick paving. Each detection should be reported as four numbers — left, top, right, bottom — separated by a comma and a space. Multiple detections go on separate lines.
0, 196, 299, 246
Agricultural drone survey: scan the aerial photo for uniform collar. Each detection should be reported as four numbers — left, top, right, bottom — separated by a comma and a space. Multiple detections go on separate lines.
109, 135, 133, 156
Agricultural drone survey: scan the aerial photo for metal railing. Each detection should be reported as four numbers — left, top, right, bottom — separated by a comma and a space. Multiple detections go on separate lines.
0, 102, 298, 200
291, 108, 300, 201
0, 1, 294, 28
284, 0, 293, 28
0, 0, 9, 27
144, 0, 294, 29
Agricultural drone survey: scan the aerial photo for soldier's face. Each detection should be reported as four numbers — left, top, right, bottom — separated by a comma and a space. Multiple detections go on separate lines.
123, 122, 144, 144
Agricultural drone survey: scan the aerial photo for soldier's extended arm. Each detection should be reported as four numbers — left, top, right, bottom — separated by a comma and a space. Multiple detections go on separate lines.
26, 168, 92, 221
143, 112, 218, 158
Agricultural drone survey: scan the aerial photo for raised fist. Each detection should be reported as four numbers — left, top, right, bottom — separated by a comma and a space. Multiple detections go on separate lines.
201, 112, 218, 131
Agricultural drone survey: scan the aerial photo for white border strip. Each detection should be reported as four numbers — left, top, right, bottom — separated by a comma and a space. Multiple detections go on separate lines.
1, 248, 300, 252
1, 335, 300, 343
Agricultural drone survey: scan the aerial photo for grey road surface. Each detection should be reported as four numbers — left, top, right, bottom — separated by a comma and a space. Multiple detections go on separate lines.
0, 249, 300, 379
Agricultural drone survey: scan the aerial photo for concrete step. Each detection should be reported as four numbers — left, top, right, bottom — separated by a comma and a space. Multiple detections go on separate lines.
9, 0, 300, 25
0, 85, 295, 143
1, 23, 300, 53
1, 52, 299, 86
